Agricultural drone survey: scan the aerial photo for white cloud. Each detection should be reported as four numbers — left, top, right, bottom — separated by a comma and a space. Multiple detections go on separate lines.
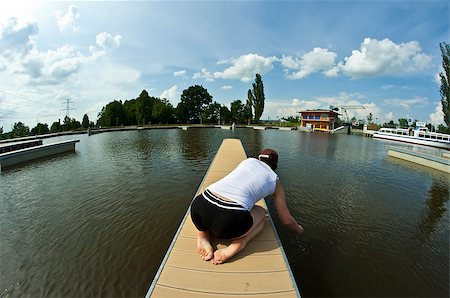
324, 67, 339, 78
214, 53, 277, 82
174, 70, 186, 77
263, 98, 322, 120
385, 112, 394, 121
55, 4, 80, 32
282, 48, 338, 79
339, 38, 432, 78
429, 102, 445, 126
383, 97, 430, 109
193, 68, 214, 82
310, 92, 385, 122
0, 16, 122, 87
95, 32, 122, 50
264, 93, 375, 121
85, 61, 140, 85
160, 85, 178, 102
0, 17, 38, 56
19, 33, 121, 85
434, 72, 442, 87
221, 85, 233, 90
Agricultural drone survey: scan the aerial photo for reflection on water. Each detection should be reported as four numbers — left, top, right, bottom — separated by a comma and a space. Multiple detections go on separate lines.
0, 129, 448, 297
417, 178, 449, 242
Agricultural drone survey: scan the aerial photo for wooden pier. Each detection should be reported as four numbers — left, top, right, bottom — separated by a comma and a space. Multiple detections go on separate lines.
146, 138, 300, 297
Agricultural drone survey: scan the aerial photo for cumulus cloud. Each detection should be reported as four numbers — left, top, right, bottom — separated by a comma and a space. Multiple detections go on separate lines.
0, 17, 38, 56
55, 4, 80, 32
428, 102, 445, 126
383, 97, 430, 109
214, 53, 277, 82
263, 92, 376, 121
339, 38, 432, 78
385, 112, 394, 121
0, 17, 122, 85
308, 92, 384, 122
174, 70, 186, 77
160, 85, 178, 102
193, 68, 214, 82
282, 48, 338, 79
262, 98, 320, 120
25, 45, 87, 83
221, 85, 233, 90
95, 32, 122, 50
23, 31, 121, 84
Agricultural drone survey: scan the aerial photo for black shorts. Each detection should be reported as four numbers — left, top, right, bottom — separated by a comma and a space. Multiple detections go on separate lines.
190, 189, 253, 239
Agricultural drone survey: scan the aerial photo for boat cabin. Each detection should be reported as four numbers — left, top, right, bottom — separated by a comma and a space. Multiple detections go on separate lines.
299, 109, 339, 132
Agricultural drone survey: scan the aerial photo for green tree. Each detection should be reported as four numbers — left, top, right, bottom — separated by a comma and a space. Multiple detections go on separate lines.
82, 114, 90, 129
382, 120, 396, 128
203, 101, 222, 124
97, 100, 125, 127
152, 98, 175, 123
367, 113, 373, 124
12, 122, 30, 137
136, 90, 154, 125
439, 42, 449, 127
244, 98, 253, 125
177, 85, 212, 123
123, 99, 137, 125
437, 124, 450, 133
283, 116, 300, 123
62, 116, 81, 131
220, 105, 231, 124
247, 74, 265, 122
50, 121, 61, 133
230, 100, 245, 124
31, 123, 49, 135
398, 118, 409, 128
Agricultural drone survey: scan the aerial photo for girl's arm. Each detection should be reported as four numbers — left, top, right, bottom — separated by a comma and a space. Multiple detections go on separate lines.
273, 180, 304, 234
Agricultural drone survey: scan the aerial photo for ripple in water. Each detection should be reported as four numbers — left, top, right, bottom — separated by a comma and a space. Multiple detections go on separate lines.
0, 129, 448, 297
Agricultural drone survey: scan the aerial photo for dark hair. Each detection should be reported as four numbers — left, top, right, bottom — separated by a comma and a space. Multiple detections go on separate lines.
258, 148, 278, 171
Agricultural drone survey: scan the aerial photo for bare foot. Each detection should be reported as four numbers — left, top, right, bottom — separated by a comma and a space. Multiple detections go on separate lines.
211, 248, 231, 265
211, 241, 244, 265
197, 232, 213, 261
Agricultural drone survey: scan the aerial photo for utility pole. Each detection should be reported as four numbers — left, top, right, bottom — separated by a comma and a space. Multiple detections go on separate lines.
62, 98, 75, 119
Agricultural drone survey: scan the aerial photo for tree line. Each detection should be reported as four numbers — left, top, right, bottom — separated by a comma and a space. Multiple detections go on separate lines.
97, 74, 265, 127
1, 115, 95, 139
1, 74, 266, 139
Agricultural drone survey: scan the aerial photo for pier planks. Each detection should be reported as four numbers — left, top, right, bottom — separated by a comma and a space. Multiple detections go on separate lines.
146, 138, 300, 297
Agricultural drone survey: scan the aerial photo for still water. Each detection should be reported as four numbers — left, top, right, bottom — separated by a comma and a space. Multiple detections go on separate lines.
0, 129, 448, 297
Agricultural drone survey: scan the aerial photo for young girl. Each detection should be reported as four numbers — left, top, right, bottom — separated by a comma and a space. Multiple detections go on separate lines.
190, 148, 304, 264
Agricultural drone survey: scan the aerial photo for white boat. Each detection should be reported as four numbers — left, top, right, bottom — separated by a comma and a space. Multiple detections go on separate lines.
373, 124, 450, 150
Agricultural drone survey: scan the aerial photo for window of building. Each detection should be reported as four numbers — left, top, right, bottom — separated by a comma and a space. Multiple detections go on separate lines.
315, 116, 320, 120
303, 115, 308, 119
321, 114, 327, 118
309, 115, 314, 119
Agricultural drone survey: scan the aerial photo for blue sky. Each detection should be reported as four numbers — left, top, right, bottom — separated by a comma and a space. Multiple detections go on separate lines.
0, 0, 448, 131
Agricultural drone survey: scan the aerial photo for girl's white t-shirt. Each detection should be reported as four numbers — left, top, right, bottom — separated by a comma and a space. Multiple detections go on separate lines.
206, 158, 278, 211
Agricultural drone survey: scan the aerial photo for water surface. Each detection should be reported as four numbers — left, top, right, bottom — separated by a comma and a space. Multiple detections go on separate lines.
0, 129, 448, 297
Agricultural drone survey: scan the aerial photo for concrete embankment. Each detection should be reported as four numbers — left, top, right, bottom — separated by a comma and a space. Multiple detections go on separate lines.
0, 139, 79, 170
387, 146, 450, 173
